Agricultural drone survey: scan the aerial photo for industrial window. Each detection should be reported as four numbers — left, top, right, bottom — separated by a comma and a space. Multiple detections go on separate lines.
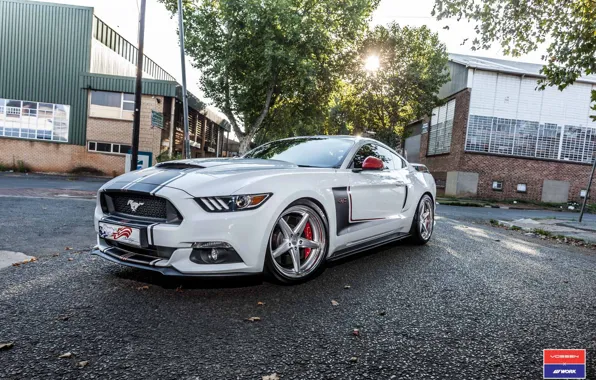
512, 121, 539, 157
0, 98, 69, 142
492, 181, 503, 191
88, 141, 131, 155
90, 91, 135, 119
122, 94, 135, 111
91, 91, 121, 107
428, 99, 456, 155
517, 183, 527, 193
466, 115, 596, 164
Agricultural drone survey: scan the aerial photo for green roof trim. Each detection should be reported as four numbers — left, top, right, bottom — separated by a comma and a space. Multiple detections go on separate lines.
80, 73, 178, 97
80, 73, 211, 119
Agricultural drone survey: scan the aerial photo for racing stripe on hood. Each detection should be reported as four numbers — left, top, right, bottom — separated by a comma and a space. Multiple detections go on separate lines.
149, 168, 195, 195
120, 169, 166, 190
125, 168, 197, 193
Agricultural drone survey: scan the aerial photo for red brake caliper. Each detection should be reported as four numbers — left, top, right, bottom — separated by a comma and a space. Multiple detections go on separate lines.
303, 222, 313, 259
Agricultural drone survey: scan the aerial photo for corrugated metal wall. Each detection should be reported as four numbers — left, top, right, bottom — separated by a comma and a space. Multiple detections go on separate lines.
80, 73, 178, 97
438, 62, 469, 99
0, 0, 93, 145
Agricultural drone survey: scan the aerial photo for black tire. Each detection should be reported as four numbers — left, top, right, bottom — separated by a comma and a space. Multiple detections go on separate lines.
264, 199, 329, 285
409, 194, 434, 245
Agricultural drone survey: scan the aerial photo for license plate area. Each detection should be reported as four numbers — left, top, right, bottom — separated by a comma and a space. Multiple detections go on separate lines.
99, 221, 147, 247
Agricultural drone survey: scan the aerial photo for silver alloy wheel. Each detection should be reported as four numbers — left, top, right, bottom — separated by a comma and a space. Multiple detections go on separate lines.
419, 197, 434, 240
269, 205, 326, 279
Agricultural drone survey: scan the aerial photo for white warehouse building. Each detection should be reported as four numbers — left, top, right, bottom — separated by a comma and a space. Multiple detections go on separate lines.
406, 53, 596, 202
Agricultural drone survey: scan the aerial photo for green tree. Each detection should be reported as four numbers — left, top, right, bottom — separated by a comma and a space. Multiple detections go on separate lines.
159, 0, 379, 153
344, 24, 449, 149
432, 0, 596, 113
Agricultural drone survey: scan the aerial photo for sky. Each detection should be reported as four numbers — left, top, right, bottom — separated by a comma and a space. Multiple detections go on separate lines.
38, 0, 549, 110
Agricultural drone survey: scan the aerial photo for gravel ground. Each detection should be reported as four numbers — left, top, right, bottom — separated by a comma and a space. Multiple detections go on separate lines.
0, 196, 595, 380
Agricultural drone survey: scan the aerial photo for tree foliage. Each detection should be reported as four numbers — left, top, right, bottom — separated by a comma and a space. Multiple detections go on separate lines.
159, 0, 379, 153
432, 0, 596, 113
338, 24, 449, 148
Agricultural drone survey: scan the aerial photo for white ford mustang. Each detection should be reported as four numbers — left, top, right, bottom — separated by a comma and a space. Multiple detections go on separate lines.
93, 136, 436, 284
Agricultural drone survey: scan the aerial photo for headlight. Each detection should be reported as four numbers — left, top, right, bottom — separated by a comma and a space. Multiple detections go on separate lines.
195, 193, 272, 212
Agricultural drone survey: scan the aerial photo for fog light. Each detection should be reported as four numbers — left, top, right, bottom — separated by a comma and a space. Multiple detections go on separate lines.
189, 242, 243, 265
209, 248, 220, 262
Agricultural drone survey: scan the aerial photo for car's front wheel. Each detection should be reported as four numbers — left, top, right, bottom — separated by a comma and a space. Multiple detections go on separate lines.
264, 199, 328, 284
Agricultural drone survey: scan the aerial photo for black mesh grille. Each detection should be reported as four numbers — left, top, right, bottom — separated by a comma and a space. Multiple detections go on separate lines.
111, 193, 167, 219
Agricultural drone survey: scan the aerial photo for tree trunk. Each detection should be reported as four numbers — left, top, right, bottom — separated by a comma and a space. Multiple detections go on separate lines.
238, 134, 253, 155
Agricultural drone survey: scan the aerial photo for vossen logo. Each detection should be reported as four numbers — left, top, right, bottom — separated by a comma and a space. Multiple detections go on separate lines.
543, 349, 586, 379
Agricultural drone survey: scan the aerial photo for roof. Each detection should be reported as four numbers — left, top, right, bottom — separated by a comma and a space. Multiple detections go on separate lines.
449, 53, 596, 84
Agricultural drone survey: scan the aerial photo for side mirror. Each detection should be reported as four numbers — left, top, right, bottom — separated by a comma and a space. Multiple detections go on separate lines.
361, 156, 384, 171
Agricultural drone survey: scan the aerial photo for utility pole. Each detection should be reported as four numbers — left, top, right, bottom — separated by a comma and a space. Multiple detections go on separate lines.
130, 0, 147, 171
178, 0, 191, 159
579, 154, 596, 222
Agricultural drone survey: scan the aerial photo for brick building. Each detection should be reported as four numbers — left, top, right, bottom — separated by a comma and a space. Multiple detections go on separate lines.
0, 0, 234, 176
405, 54, 596, 203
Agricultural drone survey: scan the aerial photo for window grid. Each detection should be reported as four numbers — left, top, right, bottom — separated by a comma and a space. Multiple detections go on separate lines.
466, 115, 596, 163
0, 99, 68, 142
87, 141, 131, 155
428, 100, 456, 155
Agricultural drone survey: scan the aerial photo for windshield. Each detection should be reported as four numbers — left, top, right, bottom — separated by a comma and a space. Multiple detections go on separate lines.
243, 137, 355, 168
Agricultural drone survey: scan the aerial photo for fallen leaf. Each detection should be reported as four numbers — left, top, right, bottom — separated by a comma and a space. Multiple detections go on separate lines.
68, 258, 74, 262
78, 361, 89, 368
262, 374, 280, 380
58, 352, 73, 359
352, 328, 360, 336
344, 285, 351, 289
331, 300, 339, 306
246, 317, 261, 322
22, 257, 37, 264
11, 262, 20, 267
175, 286, 183, 292
0, 342, 14, 350
257, 301, 265, 306
350, 356, 358, 363
137, 286, 149, 290
65, 247, 73, 251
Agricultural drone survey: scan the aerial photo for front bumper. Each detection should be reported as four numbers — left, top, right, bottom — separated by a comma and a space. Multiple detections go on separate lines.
93, 186, 278, 277
91, 247, 258, 277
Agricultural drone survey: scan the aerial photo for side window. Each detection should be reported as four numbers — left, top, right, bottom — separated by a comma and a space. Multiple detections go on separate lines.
375, 146, 395, 170
390, 152, 405, 169
351, 144, 392, 169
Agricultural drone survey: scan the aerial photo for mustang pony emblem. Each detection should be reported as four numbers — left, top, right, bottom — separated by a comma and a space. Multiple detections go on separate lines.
127, 200, 144, 212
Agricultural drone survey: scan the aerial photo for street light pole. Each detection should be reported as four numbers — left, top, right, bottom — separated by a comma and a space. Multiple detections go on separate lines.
130, 0, 147, 171
177, 0, 191, 159
579, 154, 596, 222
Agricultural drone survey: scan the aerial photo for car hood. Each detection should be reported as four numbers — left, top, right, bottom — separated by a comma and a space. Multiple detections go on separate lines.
101, 158, 301, 196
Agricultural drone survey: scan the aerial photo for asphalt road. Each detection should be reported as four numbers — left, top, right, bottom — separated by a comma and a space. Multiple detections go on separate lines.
0, 173, 105, 192
0, 195, 594, 379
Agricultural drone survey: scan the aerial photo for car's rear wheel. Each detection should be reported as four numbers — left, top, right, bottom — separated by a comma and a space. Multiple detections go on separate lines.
264, 199, 328, 284
409, 194, 434, 245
